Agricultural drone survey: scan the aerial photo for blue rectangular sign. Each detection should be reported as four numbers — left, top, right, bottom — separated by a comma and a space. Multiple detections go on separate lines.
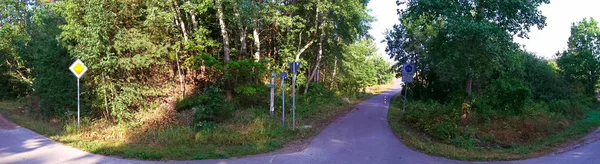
280, 72, 288, 79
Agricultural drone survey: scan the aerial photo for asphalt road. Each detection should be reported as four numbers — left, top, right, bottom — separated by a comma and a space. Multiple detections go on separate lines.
1, 80, 600, 164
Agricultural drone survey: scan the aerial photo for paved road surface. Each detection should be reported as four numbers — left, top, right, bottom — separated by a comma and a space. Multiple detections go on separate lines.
2, 80, 600, 164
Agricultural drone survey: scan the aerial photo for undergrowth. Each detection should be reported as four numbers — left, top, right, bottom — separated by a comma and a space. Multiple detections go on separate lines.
388, 94, 600, 161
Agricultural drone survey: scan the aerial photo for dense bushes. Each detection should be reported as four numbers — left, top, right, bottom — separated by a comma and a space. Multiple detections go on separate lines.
175, 84, 235, 131
398, 49, 599, 149
403, 100, 461, 142
0, 75, 26, 99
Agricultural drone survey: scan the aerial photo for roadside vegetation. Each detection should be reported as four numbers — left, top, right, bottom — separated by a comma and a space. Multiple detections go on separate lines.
386, 0, 600, 161
0, 0, 394, 160
1, 83, 392, 160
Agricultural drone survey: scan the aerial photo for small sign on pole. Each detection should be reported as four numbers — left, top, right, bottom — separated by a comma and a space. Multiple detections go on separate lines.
280, 72, 288, 128
69, 59, 88, 132
401, 63, 415, 115
288, 62, 300, 130
269, 72, 276, 117
402, 64, 415, 83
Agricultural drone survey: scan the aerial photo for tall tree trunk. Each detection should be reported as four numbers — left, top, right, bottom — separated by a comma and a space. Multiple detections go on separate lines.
304, 11, 325, 94
215, 0, 232, 100
175, 49, 185, 97
253, 19, 261, 62
216, 0, 230, 62
103, 77, 110, 120
189, 10, 198, 31
462, 77, 473, 123
240, 26, 248, 57
233, 4, 248, 57
330, 56, 337, 89
173, 0, 188, 41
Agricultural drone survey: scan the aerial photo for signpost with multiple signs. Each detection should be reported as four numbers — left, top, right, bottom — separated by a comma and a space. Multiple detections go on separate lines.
69, 59, 88, 131
402, 63, 415, 115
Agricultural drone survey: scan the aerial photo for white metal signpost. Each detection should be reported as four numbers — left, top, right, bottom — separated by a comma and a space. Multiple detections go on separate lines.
402, 63, 415, 115
69, 59, 88, 132
289, 62, 300, 130
280, 72, 287, 128
269, 72, 276, 117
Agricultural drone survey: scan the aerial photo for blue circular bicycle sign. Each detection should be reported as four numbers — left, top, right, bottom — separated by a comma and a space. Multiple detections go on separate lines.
402, 63, 415, 83
404, 65, 413, 73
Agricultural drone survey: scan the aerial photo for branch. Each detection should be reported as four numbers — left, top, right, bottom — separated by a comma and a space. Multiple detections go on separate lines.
295, 40, 315, 61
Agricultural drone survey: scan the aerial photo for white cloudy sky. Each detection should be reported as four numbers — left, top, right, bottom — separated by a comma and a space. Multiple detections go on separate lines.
368, 0, 600, 60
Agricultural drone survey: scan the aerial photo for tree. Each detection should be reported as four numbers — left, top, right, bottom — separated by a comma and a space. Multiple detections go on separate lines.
55, 0, 191, 121
0, 0, 377, 124
0, 0, 33, 98
338, 38, 378, 97
371, 56, 394, 85
303, 0, 373, 94
389, 0, 549, 121
557, 18, 600, 95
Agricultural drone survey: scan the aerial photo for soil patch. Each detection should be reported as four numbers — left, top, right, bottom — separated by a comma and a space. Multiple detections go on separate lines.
0, 114, 18, 130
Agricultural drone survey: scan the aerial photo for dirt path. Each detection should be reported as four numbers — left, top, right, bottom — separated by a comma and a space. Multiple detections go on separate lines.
0, 114, 18, 130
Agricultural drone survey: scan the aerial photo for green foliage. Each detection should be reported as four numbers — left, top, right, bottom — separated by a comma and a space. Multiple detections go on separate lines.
388, 0, 549, 98
557, 18, 600, 96
192, 85, 234, 125
0, 0, 385, 160
549, 100, 586, 119
27, 7, 77, 116
1, 0, 377, 120
175, 94, 205, 111
386, 0, 600, 154
518, 53, 573, 101
0, 0, 31, 99
337, 39, 392, 97
476, 77, 532, 115
234, 83, 269, 106
193, 120, 217, 131
403, 100, 461, 142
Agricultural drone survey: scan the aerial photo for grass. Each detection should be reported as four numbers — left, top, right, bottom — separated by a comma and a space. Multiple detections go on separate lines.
0, 82, 393, 160
387, 94, 600, 161
0, 101, 61, 136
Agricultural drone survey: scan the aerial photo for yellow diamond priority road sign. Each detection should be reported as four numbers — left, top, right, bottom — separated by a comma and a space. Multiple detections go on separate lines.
69, 59, 88, 79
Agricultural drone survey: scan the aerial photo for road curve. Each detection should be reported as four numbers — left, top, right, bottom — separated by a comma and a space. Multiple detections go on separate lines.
1, 80, 600, 164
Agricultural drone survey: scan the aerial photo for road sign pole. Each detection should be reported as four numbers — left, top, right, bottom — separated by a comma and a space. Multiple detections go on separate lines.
270, 73, 276, 117
289, 62, 299, 130
69, 59, 87, 133
77, 78, 80, 132
401, 63, 415, 117
402, 83, 408, 115
292, 72, 296, 130
282, 79, 285, 128
280, 72, 287, 128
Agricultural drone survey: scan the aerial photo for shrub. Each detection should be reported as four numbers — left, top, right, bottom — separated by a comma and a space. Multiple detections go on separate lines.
403, 100, 462, 142
235, 83, 269, 106
191, 85, 234, 127
429, 121, 458, 141
473, 77, 532, 117
491, 77, 532, 114
549, 100, 586, 119
193, 120, 216, 131
175, 94, 206, 111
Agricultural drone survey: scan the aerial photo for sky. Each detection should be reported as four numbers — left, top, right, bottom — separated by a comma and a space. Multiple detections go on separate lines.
368, 0, 600, 60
